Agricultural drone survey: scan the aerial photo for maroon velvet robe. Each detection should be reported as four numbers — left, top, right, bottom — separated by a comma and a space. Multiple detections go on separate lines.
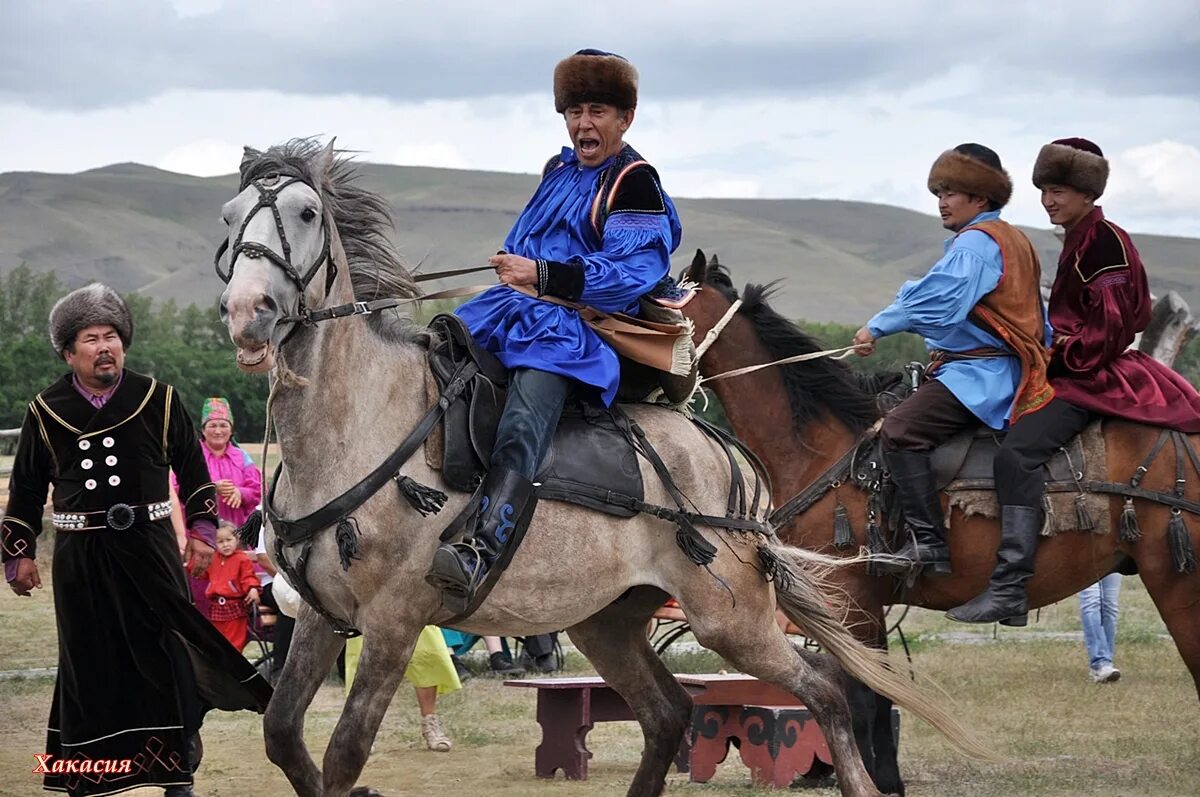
1048, 207, 1200, 432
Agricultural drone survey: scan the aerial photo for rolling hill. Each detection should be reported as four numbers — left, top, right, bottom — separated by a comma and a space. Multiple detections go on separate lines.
2, 161, 1198, 325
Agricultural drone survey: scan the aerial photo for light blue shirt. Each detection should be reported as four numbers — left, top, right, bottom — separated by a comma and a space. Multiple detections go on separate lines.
867, 210, 1045, 430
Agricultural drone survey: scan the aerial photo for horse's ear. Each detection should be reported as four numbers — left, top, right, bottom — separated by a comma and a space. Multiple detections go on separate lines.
708, 253, 720, 267
687, 249, 707, 283
316, 138, 337, 183
240, 146, 261, 174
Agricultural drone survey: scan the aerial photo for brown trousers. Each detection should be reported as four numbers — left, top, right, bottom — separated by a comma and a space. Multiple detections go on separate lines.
879, 379, 978, 452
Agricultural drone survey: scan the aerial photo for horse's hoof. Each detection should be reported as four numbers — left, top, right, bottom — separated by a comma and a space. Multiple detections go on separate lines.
349, 788, 383, 797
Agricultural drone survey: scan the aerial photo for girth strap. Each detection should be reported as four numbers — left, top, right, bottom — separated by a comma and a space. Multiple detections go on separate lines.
1085, 481, 1200, 516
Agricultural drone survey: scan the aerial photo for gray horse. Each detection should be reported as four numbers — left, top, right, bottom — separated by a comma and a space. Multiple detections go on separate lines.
217, 140, 987, 797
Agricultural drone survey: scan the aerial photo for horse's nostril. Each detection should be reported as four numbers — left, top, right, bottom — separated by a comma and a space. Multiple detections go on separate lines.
258, 294, 278, 317
218, 299, 229, 321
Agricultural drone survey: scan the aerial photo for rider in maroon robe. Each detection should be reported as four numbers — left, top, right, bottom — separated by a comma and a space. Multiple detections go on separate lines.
948, 137, 1200, 626
1048, 201, 1200, 431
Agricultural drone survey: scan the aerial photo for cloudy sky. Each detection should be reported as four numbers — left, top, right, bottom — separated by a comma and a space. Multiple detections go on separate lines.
3, 0, 1199, 235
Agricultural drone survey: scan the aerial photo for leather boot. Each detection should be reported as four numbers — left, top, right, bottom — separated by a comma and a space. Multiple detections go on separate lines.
946, 505, 1041, 624
878, 450, 951, 575
425, 466, 537, 614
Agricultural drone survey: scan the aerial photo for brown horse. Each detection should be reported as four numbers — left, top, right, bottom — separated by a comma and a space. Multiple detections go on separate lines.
681, 250, 1200, 795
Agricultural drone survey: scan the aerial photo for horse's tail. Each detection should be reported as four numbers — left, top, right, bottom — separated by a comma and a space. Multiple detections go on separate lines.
759, 541, 1000, 762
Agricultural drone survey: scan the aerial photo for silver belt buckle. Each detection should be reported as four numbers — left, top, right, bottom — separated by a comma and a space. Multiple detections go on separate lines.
105, 503, 136, 531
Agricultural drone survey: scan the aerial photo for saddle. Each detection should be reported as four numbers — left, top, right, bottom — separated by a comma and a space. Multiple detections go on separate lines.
849, 420, 1108, 546
426, 314, 644, 517
929, 426, 1087, 492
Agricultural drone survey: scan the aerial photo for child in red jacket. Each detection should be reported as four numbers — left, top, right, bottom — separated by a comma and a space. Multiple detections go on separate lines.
203, 522, 260, 652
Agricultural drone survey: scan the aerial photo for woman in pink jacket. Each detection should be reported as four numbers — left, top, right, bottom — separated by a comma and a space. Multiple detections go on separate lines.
173, 397, 263, 616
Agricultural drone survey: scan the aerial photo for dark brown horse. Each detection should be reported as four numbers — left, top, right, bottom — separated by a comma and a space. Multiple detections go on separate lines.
681, 251, 1200, 795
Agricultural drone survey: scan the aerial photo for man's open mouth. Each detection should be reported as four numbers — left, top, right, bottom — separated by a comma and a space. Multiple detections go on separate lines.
577, 137, 601, 156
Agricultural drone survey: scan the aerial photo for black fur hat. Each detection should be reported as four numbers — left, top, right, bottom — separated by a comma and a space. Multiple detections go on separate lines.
48, 283, 133, 358
553, 49, 638, 113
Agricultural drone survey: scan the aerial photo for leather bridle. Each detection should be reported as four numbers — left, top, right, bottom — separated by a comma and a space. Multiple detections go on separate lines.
213, 174, 334, 325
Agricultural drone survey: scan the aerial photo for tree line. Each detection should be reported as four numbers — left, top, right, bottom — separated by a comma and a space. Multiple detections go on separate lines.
4, 265, 1198, 438
0, 265, 268, 437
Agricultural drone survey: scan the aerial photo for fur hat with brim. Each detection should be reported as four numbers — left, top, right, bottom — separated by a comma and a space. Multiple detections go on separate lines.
928, 148, 1013, 208
1032, 137, 1109, 198
554, 49, 638, 113
48, 283, 133, 358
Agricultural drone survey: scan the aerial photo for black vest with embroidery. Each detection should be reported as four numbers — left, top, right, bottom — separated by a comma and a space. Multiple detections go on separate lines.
542, 144, 662, 246
31, 372, 176, 511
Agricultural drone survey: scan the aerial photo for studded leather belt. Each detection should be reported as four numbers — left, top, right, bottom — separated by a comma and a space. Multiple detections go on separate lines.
53, 501, 173, 532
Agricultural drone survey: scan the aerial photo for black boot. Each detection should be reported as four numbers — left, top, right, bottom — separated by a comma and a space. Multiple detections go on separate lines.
425, 466, 537, 614
878, 450, 952, 575
946, 505, 1041, 624
487, 650, 524, 676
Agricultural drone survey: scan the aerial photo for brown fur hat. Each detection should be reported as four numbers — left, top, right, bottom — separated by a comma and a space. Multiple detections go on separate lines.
927, 144, 1013, 208
553, 49, 638, 113
48, 283, 133, 358
1032, 137, 1109, 198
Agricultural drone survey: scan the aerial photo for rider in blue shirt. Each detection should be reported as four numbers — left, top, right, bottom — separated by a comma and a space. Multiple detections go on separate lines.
426, 50, 683, 613
853, 144, 1049, 578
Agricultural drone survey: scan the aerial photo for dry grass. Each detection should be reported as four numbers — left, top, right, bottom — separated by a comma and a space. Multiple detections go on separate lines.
1, 566, 1196, 796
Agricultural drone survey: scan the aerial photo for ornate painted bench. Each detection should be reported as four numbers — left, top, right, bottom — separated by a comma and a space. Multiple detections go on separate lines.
504, 672, 894, 788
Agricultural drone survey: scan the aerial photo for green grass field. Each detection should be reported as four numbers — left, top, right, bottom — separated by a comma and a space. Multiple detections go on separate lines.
1, 555, 1195, 797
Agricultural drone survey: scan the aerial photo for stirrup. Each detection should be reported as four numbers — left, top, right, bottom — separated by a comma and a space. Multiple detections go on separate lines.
875, 543, 951, 578
424, 542, 488, 614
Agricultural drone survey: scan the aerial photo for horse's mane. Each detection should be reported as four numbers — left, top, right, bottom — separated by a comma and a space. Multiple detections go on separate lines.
704, 264, 890, 435
240, 138, 429, 346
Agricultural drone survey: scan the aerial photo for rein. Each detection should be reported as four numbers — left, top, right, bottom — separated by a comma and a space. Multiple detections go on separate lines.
694, 298, 742, 360
213, 175, 498, 325
260, 362, 479, 637
700, 344, 860, 385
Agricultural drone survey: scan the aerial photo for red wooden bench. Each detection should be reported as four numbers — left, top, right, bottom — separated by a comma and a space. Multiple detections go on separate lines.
504, 673, 894, 788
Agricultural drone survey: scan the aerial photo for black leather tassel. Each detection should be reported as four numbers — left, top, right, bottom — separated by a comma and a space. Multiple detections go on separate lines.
865, 514, 886, 576
396, 475, 448, 517
236, 509, 263, 548
1074, 494, 1096, 531
833, 503, 854, 550
1118, 498, 1141, 542
866, 516, 885, 555
1167, 510, 1197, 574
757, 546, 794, 593
335, 517, 361, 571
675, 517, 718, 567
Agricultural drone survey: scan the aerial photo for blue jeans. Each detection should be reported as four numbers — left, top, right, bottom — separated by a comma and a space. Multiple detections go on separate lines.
1078, 573, 1121, 670
491, 368, 570, 479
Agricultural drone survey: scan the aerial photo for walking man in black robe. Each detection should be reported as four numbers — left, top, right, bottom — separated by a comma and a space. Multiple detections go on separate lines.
3, 283, 272, 796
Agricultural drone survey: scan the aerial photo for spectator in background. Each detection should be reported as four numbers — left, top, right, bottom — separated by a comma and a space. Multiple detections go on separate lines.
344, 627, 460, 752
254, 532, 294, 682
1079, 573, 1122, 683
483, 635, 524, 676
195, 397, 262, 529
202, 521, 260, 652
172, 397, 263, 616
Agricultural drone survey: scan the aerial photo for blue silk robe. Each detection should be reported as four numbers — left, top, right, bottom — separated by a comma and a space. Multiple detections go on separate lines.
456, 146, 682, 405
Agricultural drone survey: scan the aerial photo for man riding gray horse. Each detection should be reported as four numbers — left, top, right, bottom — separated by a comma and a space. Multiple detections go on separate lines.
426, 49, 688, 611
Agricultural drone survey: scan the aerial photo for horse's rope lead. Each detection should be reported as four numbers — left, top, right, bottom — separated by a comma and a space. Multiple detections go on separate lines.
699, 343, 860, 384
